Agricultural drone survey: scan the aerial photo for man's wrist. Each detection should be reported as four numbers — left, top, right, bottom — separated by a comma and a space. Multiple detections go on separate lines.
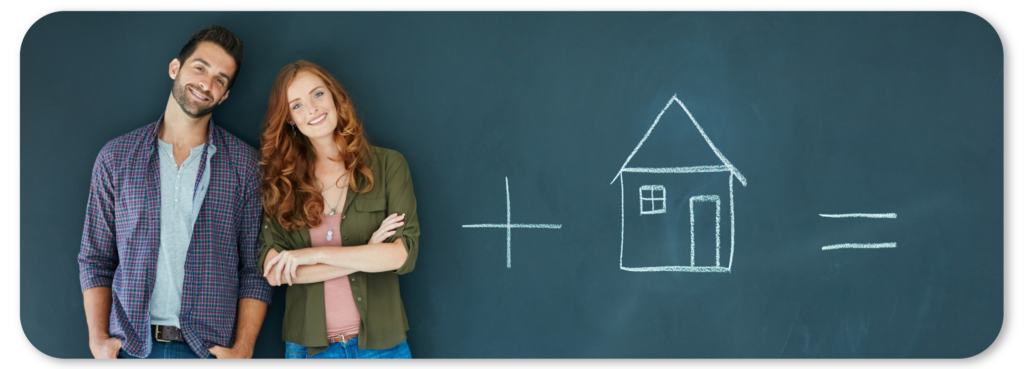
232, 342, 255, 357
88, 332, 111, 342
232, 338, 255, 352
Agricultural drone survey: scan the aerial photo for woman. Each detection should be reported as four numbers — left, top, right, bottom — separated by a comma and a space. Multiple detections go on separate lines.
257, 60, 418, 359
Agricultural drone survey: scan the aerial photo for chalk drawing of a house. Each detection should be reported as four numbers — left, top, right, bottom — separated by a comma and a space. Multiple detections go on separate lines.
610, 95, 747, 272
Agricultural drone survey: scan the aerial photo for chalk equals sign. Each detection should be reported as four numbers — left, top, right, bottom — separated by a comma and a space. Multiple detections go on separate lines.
818, 213, 897, 251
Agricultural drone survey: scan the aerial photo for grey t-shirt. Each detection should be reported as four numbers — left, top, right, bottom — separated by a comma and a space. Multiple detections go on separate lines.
149, 139, 205, 328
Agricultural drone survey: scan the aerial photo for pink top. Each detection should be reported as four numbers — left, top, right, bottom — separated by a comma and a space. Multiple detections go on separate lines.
308, 214, 361, 337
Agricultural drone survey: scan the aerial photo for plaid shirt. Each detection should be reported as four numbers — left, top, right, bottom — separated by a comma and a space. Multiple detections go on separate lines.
78, 118, 272, 358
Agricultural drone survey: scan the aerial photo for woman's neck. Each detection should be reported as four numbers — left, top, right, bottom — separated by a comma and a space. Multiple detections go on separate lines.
310, 135, 347, 180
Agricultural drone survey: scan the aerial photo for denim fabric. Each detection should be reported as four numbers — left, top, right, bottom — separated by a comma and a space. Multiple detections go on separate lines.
117, 341, 203, 359
285, 338, 411, 359
79, 118, 271, 359
258, 146, 419, 351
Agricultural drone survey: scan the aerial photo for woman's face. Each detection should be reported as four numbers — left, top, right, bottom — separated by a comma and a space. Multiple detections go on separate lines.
286, 71, 339, 141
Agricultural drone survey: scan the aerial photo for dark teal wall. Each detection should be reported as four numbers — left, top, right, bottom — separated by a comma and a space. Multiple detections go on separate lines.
21, 12, 1002, 358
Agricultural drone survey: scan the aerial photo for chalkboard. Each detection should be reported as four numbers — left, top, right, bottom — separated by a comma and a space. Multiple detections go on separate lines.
21, 12, 1002, 358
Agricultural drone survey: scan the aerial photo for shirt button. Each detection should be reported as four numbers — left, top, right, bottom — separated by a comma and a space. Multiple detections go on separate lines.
350, 277, 356, 281
175, 199, 178, 202
357, 297, 361, 301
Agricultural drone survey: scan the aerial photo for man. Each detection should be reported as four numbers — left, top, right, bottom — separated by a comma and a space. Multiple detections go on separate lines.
78, 25, 271, 359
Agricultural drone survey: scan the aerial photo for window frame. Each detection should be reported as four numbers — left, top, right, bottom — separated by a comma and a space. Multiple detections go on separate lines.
639, 184, 667, 215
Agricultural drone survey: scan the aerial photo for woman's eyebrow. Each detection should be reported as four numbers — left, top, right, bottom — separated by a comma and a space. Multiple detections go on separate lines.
289, 86, 326, 104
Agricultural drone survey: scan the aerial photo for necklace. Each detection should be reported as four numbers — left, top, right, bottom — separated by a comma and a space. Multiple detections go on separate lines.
321, 174, 347, 241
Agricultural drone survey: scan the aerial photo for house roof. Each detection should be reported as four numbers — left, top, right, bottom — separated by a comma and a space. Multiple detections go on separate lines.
610, 94, 747, 187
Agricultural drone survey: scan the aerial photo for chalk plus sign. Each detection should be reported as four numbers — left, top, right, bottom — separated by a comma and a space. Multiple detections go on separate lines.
462, 177, 562, 268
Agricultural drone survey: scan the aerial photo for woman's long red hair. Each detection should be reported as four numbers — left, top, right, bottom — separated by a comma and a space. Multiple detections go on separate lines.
260, 60, 374, 231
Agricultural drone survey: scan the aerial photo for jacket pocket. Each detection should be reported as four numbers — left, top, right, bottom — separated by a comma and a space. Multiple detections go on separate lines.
347, 197, 387, 245
354, 197, 386, 212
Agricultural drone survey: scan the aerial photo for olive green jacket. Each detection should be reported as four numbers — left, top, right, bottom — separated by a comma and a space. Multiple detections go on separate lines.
257, 146, 419, 356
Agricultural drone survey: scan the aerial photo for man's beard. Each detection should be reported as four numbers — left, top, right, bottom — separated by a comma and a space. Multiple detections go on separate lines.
171, 78, 218, 119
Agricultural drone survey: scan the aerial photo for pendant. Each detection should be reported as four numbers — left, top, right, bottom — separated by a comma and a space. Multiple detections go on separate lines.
329, 210, 336, 216
327, 229, 333, 241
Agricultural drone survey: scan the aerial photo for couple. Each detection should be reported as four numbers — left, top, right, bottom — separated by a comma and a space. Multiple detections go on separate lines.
77, 25, 418, 359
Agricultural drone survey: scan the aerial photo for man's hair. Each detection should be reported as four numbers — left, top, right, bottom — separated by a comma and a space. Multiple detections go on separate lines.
176, 25, 244, 90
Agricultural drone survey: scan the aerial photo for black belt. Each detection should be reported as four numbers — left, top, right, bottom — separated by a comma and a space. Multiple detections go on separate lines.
152, 325, 185, 343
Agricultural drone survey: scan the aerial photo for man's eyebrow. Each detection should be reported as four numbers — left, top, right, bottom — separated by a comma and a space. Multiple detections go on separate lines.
191, 58, 231, 83
288, 86, 325, 104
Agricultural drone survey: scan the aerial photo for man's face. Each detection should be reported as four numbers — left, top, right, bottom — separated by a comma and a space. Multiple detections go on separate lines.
169, 41, 237, 119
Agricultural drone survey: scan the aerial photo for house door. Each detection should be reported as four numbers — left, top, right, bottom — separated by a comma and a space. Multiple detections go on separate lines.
689, 195, 721, 267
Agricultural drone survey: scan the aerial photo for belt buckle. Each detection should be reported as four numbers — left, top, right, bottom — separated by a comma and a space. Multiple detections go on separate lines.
328, 334, 348, 344
154, 325, 170, 343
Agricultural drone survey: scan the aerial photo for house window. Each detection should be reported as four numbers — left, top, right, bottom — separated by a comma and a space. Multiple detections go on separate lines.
639, 185, 666, 215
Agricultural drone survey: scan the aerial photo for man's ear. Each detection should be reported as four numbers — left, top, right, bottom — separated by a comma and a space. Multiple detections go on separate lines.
218, 89, 230, 105
169, 58, 181, 80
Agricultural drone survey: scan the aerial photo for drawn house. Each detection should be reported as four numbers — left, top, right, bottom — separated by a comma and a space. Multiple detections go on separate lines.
610, 95, 747, 272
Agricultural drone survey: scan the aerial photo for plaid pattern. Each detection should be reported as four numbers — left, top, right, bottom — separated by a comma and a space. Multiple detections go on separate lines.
78, 118, 272, 358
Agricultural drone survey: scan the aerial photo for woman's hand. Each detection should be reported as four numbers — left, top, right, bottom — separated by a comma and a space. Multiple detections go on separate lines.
263, 248, 319, 286
369, 213, 405, 244
263, 249, 281, 286
263, 213, 404, 285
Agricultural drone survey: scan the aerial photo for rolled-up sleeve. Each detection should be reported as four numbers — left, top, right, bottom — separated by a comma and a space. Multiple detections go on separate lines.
79, 148, 119, 291
237, 174, 272, 304
256, 216, 293, 276
383, 151, 419, 275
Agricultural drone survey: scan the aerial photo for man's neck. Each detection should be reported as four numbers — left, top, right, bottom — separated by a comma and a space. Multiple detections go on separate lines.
159, 94, 210, 149
160, 95, 210, 169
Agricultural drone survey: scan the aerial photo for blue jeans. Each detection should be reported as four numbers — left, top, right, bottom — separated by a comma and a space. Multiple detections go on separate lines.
117, 340, 203, 359
285, 338, 411, 359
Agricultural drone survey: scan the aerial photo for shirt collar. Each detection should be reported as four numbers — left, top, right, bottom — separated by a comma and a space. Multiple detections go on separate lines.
150, 114, 219, 151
